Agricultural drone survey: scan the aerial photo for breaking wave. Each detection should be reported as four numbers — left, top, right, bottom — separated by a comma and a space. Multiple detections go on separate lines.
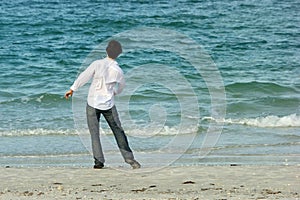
203, 113, 300, 128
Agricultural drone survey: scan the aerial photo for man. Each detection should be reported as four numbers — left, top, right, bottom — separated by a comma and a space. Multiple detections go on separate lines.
65, 40, 141, 169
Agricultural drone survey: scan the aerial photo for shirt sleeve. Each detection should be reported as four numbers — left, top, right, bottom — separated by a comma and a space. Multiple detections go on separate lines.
114, 71, 125, 95
70, 61, 96, 91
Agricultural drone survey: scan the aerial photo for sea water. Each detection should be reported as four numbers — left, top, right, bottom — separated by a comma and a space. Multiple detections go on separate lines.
0, 0, 299, 168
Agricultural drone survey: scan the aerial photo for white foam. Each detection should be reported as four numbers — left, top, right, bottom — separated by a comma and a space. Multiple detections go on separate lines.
101, 125, 198, 137
3, 114, 298, 137
0, 125, 198, 137
206, 113, 300, 128
0, 128, 76, 137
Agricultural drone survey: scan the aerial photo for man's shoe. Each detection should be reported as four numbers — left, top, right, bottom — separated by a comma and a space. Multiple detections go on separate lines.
125, 159, 141, 169
93, 162, 104, 169
94, 158, 104, 169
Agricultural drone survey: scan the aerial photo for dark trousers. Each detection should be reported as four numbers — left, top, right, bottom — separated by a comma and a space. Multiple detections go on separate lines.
86, 104, 134, 163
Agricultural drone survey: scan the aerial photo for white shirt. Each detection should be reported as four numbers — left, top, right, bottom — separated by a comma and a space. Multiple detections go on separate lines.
70, 57, 125, 110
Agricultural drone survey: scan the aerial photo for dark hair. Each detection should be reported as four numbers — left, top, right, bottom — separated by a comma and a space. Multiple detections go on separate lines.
106, 40, 122, 59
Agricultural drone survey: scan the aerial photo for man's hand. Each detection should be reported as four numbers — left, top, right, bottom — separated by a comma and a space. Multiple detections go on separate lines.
64, 89, 73, 99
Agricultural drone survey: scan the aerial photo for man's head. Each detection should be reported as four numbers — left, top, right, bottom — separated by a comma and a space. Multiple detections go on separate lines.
106, 40, 122, 59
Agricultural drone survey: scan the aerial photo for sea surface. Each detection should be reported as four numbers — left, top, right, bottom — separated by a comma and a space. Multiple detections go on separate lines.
0, 0, 299, 168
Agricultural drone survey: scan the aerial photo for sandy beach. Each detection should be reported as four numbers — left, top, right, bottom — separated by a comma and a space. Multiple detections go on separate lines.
0, 165, 299, 200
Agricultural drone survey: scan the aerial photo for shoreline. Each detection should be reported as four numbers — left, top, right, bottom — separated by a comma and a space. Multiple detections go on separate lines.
1, 165, 299, 199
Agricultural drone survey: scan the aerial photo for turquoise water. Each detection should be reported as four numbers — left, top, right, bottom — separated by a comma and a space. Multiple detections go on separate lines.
0, 0, 299, 167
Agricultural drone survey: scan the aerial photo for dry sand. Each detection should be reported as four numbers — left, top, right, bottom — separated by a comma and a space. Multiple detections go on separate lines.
0, 165, 299, 200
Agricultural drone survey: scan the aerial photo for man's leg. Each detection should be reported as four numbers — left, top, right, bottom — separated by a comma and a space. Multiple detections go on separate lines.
102, 106, 140, 168
86, 104, 105, 167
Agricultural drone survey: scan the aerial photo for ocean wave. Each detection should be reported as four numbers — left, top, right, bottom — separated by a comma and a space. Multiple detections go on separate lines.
0, 93, 65, 105
204, 113, 300, 128
0, 128, 76, 137
226, 81, 298, 95
77, 125, 198, 137
0, 125, 199, 137
226, 96, 300, 113
225, 81, 299, 114
126, 125, 198, 136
